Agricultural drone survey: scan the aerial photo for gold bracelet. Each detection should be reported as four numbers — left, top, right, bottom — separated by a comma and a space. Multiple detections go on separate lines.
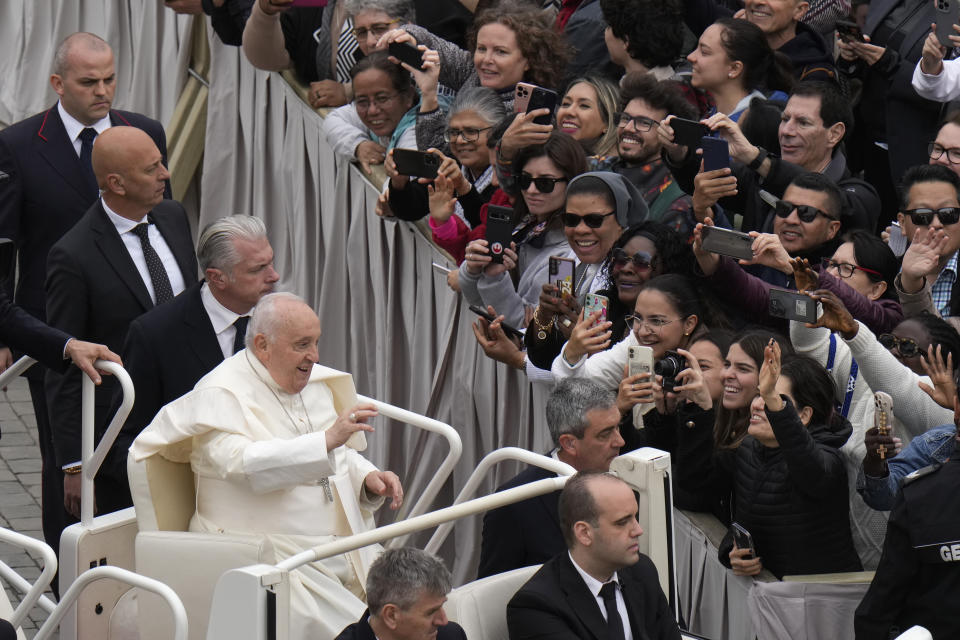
532, 307, 553, 341
63, 465, 82, 475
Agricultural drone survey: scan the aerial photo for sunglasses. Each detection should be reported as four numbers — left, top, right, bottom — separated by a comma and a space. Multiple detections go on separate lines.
561, 211, 617, 228
518, 173, 568, 193
878, 333, 925, 359
902, 207, 960, 226
773, 200, 837, 223
611, 248, 653, 270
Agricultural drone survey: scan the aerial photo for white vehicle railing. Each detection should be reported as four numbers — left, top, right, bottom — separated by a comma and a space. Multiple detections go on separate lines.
0, 356, 37, 388
33, 565, 188, 640
424, 447, 575, 555
0, 527, 57, 628
80, 359, 135, 526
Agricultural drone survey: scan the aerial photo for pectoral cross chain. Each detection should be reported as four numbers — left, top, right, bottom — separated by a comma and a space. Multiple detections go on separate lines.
319, 477, 333, 501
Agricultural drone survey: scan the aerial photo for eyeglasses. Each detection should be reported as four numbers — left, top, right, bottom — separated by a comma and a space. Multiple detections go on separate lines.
615, 112, 657, 131
611, 248, 653, 270
927, 142, 960, 165
561, 211, 617, 228
625, 314, 677, 334
350, 19, 401, 40
773, 199, 837, 223
821, 258, 882, 279
443, 126, 492, 143
902, 207, 960, 226
355, 92, 400, 112
518, 173, 568, 193
878, 333, 924, 359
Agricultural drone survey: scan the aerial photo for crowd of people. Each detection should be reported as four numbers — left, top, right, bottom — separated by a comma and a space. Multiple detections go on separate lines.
3, 0, 960, 638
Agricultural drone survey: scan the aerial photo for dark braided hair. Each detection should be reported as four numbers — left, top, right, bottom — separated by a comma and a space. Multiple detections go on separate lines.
904, 312, 960, 372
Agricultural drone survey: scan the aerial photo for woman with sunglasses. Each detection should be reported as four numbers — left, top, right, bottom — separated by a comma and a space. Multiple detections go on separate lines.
457, 132, 587, 328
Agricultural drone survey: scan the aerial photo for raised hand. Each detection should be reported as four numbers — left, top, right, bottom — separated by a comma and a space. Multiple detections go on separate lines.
428, 173, 458, 224
918, 344, 957, 409
807, 289, 858, 339
901, 226, 949, 292
564, 308, 613, 363
757, 339, 782, 410
790, 257, 819, 293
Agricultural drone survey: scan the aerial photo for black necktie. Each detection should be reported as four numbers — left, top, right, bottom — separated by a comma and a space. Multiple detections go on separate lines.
131, 223, 174, 305
232, 315, 250, 354
599, 581, 625, 640
78, 127, 98, 195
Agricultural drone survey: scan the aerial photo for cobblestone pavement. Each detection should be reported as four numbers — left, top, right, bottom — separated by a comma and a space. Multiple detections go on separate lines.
0, 376, 57, 638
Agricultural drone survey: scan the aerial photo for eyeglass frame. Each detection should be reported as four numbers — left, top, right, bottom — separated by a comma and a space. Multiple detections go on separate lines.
518, 173, 568, 194
443, 126, 493, 143
611, 248, 653, 270
901, 207, 960, 226
560, 211, 617, 229
350, 19, 402, 40
615, 112, 657, 132
354, 92, 401, 112
878, 333, 925, 359
821, 258, 882, 279
927, 141, 960, 165
624, 314, 677, 335
773, 199, 838, 223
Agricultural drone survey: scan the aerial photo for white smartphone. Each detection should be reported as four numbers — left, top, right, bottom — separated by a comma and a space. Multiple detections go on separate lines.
627, 345, 655, 419
887, 221, 907, 257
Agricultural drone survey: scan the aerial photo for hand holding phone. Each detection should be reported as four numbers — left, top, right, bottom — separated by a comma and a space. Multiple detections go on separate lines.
670, 117, 711, 148
732, 522, 756, 559
391, 149, 440, 178
548, 256, 576, 296
486, 205, 514, 264
700, 136, 729, 172
388, 41, 425, 71
469, 305, 524, 341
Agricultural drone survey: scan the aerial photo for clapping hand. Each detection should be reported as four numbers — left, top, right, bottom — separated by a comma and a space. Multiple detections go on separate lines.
757, 339, 783, 411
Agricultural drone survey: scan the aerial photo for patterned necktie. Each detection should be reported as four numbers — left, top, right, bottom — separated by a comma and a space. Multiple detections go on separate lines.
232, 315, 250, 354
599, 581, 625, 640
131, 223, 174, 305
78, 127, 98, 196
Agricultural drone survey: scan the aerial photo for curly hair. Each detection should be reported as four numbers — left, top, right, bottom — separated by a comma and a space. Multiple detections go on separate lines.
468, 4, 573, 90
599, 0, 685, 69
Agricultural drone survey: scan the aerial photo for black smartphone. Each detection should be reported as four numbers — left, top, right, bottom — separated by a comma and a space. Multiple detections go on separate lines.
485, 205, 514, 264
835, 19, 866, 43
391, 148, 439, 178
700, 225, 754, 261
468, 305, 525, 341
732, 522, 756, 559
388, 41, 425, 71
768, 287, 817, 323
527, 86, 559, 126
670, 116, 710, 148
700, 136, 729, 172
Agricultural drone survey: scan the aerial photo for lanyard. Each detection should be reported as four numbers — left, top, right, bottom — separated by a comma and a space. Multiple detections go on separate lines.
826, 333, 859, 418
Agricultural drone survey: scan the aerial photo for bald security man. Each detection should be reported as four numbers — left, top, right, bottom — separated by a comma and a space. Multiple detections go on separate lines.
44, 126, 196, 533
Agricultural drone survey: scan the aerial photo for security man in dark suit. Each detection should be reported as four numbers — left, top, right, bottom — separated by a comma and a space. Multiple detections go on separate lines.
44, 126, 197, 529
99, 215, 279, 495
335, 547, 467, 640
0, 31, 169, 561
854, 392, 960, 639
507, 472, 681, 640
478, 378, 625, 578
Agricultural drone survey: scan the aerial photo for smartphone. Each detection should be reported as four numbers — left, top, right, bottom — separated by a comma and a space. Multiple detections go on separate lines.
469, 305, 525, 341
431, 262, 451, 274
768, 287, 817, 323
835, 19, 866, 43
584, 293, 609, 326
887, 220, 908, 257
388, 41, 425, 71
548, 256, 576, 296
527, 87, 559, 126
627, 345, 655, 418
515, 82, 536, 113
669, 116, 710, 148
873, 391, 894, 459
391, 148, 439, 178
700, 136, 729, 172
936, 0, 960, 48
732, 522, 756, 558
485, 205, 514, 264
700, 225, 754, 261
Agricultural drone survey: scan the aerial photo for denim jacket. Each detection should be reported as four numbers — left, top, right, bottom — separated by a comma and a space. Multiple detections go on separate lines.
857, 424, 957, 511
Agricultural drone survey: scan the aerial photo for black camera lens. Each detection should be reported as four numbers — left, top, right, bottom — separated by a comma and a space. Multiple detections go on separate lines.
654, 351, 685, 377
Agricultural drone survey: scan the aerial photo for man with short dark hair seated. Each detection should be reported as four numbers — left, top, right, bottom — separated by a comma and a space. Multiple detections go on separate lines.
507, 472, 681, 640
335, 547, 466, 640
478, 379, 624, 579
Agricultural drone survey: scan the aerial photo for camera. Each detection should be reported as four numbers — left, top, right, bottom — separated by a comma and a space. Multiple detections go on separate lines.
654, 351, 685, 393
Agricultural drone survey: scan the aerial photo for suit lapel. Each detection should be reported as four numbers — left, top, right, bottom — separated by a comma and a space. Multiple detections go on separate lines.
557, 554, 608, 640
150, 204, 197, 285
90, 202, 154, 311
618, 569, 652, 640
34, 106, 97, 201
184, 284, 226, 369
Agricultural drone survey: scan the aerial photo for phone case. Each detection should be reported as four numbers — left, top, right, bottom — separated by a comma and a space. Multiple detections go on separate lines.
700, 226, 754, 261
936, 0, 960, 47
388, 41, 424, 70
515, 82, 536, 113
548, 256, 576, 296
627, 345, 655, 419
584, 293, 609, 325
887, 222, 908, 257
485, 205, 514, 264
700, 136, 729, 172
732, 522, 755, 556
670, 117, 710, 148
835, 19, 865, 42
768, 288, 817, 323
874, 391, 894, 459
527, 87, 558, 125
391, 149, 439, 178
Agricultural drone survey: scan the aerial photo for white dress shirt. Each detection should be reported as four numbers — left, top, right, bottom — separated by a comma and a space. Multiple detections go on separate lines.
58, 101, 111, 156
101, 199, 186, 304
569, 552, 634, 640
200, 282, 250, 359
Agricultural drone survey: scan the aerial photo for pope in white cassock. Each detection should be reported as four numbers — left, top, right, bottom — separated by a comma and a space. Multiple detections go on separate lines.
130, 292, 404, 639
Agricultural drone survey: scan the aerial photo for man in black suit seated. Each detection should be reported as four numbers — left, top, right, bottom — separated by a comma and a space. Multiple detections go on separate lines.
335, 547, 467, 640
507, 472, 681, 640
0, 30, 169, 564
478, 379, 624, 578
44, 126, 197, 525
101, 214, 279, 493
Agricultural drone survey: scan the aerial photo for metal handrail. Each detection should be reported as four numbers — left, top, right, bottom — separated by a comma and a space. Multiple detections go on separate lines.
81, 360, 134, 526
0, 356, 37, 389
277, 475, 569, 571
33, 566, 187, 640
424, 447, 575, 555
355, 395, 462, 547
0, 527, 57, 628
